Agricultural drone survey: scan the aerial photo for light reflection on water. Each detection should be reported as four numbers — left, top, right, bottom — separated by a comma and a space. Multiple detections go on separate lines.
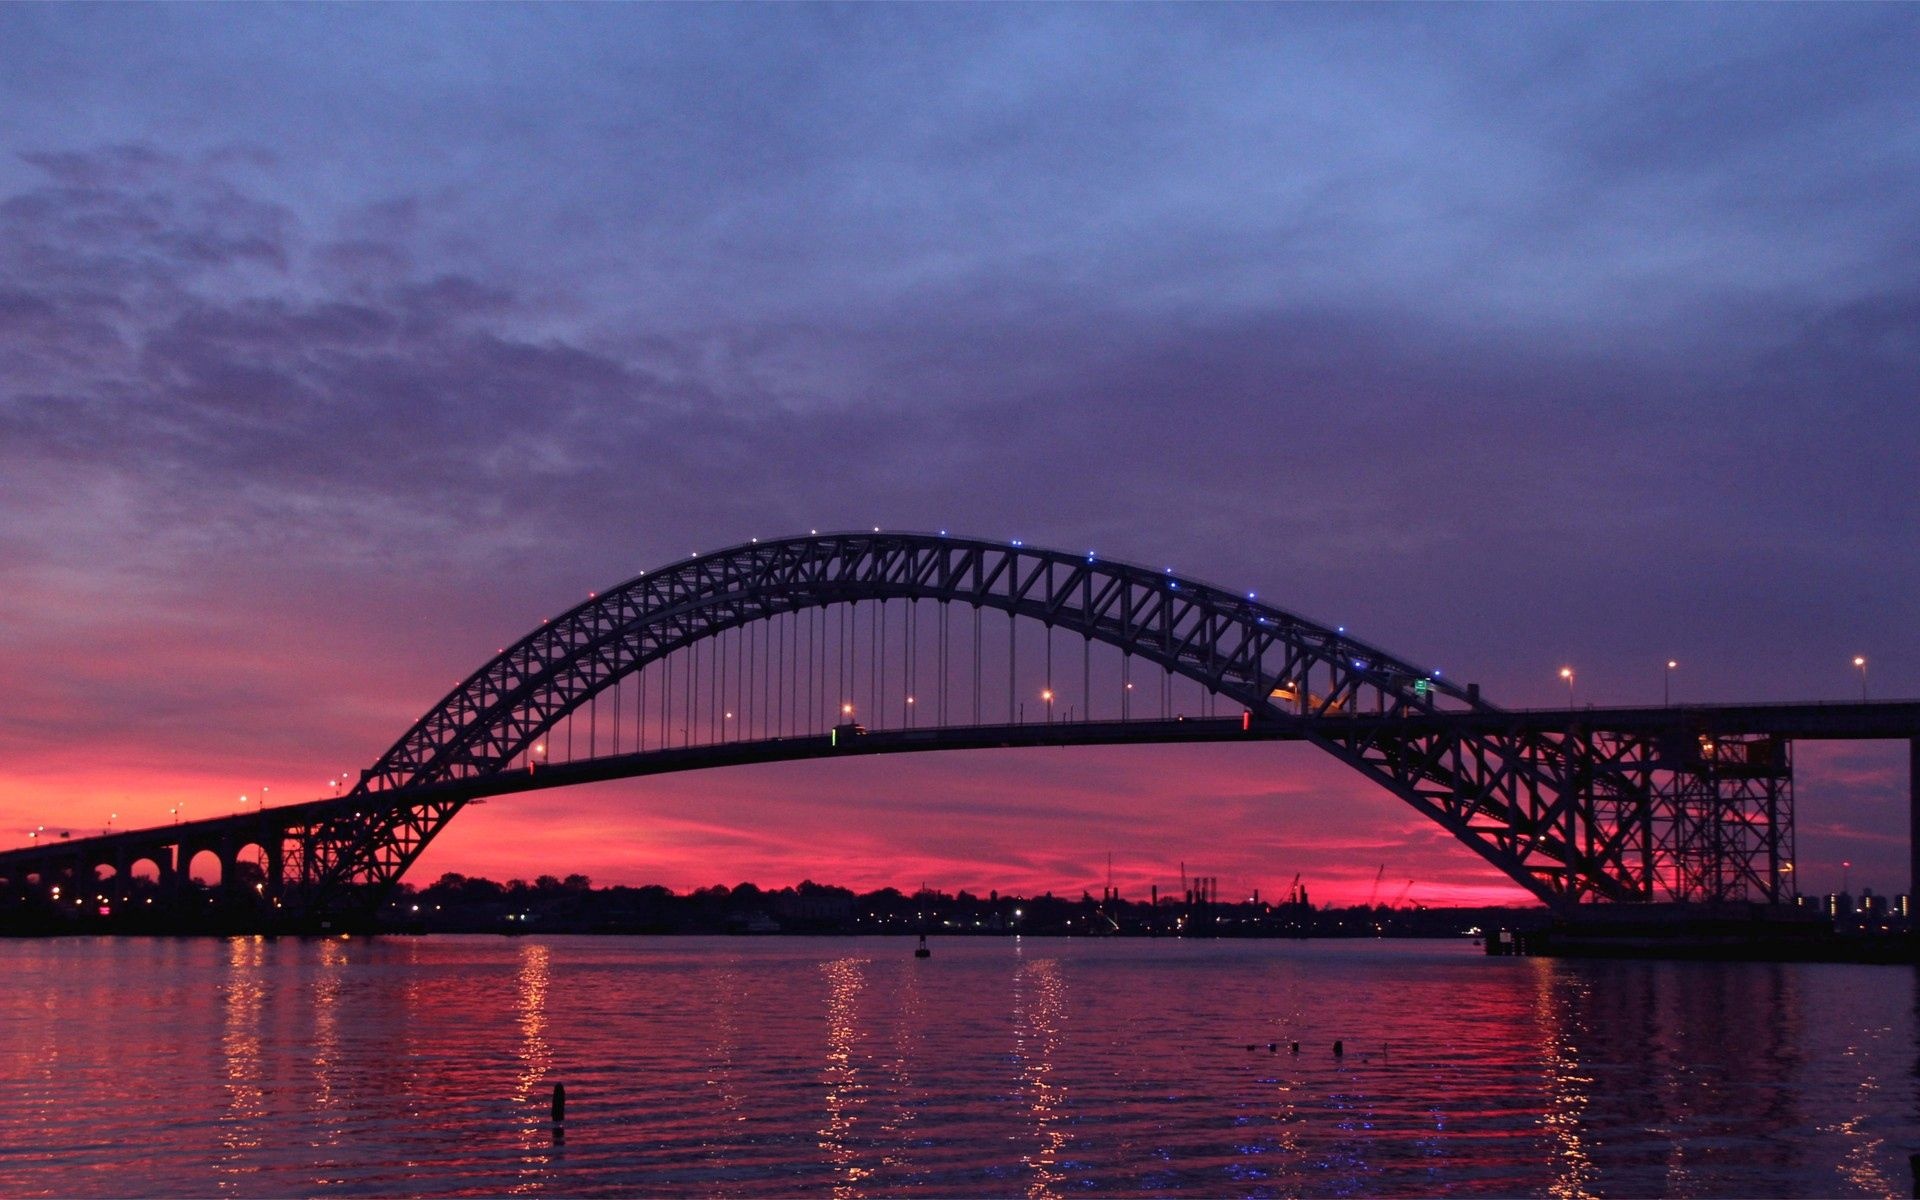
216, 937, 267, 1192
308, 938, 346, 1181
819, 956, 868, 1197
0, 936, 1913, 1198
512, 943, 553, 1194
1013, 954, 1067, 1199
1532, 965, 1593, 1200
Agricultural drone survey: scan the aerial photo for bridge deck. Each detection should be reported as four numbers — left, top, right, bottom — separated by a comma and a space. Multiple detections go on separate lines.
1337, 700, 1920, 740
4, 702, 1915, 875
0, 717, 1264, 869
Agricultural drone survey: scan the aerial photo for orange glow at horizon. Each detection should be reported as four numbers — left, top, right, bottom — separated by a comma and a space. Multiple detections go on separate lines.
6, 709, 1912, 906
1, 741, 1548, 907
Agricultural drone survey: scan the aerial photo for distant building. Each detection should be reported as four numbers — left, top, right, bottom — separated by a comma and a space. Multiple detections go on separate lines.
774, 892, 853, 924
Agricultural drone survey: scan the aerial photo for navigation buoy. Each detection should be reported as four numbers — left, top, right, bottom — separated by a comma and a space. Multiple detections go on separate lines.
1333, 1040, 1344, 1056
915, 933, 931, 959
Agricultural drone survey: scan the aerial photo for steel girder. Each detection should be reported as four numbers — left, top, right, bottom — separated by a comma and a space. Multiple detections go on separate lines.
359, 533, 1478, 790
294, 531, 1651, 913
1651, 734, 1794, 903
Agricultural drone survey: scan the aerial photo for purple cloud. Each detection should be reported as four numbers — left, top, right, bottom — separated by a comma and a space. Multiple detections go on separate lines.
0, 6, 1914, 900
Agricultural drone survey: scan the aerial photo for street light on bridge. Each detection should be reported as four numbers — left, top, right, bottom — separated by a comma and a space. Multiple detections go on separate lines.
1042, 688, 1054, 724
1853, 656, 1867, 701
1559, 666, 1575, 708
1665, 660, 1677, 707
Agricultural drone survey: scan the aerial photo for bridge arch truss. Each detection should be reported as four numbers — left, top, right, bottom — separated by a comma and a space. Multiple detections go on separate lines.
2, 532, 1802, 924
325, 532, 1714, 911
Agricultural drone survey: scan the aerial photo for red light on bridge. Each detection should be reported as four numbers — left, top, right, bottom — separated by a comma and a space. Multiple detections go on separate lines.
1242, 711, 1251, 732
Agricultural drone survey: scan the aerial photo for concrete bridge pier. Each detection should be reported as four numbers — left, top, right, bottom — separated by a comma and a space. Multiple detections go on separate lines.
264, 839, 286, 906
157, 845, 183, 899
218, 838, 244, 903
157, 843, 188, 898
105, 846, 145, 902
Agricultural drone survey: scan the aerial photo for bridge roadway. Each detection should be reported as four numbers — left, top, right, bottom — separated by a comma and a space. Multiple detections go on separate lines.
0, 717, 1262, 876
4, 701, 1915, 888
1343, 699, 1920, 741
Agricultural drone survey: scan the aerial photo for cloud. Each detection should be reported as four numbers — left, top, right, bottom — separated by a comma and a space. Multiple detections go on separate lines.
1, 8, 1916, 900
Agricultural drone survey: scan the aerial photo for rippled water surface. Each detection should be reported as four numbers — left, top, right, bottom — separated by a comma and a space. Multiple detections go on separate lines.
2, 936, 1915, 1197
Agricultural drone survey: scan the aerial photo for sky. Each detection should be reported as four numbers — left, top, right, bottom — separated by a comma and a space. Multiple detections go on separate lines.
1, 4, 1915, 906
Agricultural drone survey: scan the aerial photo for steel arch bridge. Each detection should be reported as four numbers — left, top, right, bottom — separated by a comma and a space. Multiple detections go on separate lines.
7, 529, 1876, 930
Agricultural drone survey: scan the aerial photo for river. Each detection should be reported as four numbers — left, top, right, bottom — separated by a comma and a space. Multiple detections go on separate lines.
1, 936, 1913, 1197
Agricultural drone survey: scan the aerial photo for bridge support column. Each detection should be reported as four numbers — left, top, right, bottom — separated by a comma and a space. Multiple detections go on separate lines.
160, 845, 187, 897
219, 841, 240, 902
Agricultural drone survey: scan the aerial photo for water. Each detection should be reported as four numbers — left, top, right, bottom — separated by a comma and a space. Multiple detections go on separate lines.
1, 936, 1913, 1198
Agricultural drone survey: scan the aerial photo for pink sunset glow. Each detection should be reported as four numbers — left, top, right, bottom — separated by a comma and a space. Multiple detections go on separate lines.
1, 6, 1915, 908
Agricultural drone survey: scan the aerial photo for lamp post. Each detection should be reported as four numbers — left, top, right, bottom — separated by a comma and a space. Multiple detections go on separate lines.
1042, 688, 1054, 725
1853, 656, 1868, 701
1664, 660, 1677, 707
1560, 667, 1575, 708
